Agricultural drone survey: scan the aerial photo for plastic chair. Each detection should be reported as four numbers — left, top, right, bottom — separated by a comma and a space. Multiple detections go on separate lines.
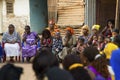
2, 42, 21, 62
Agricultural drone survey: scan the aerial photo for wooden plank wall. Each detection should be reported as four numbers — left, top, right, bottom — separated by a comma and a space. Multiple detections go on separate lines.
47, 0, 57, 21
57, 0, 85, 26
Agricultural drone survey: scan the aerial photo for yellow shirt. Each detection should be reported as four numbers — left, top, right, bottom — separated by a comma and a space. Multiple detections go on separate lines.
103, 43, 118, 59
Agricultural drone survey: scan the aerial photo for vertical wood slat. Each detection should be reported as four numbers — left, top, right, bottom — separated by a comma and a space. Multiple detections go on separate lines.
0, 0, 3, 33
57, 0, 85, 26
115, 0, 120, 30
47, 0, 57, 22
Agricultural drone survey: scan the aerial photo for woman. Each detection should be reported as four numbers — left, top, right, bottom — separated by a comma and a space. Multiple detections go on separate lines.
82, 46, 111, 80
59, 27, 76, 60
62, 54, 92, 80
80, 25, 90, 44
2, 24, 21, 62
88, 25, 100, 45
102, 19, 115, 37
22, 25, 40, 62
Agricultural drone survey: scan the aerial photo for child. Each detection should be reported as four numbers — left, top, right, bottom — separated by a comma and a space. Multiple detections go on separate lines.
97, 35, 105, 51
52, 32, 63, 55
92, 35, 98, 47
41, 29, 53, 50
72, 36, 86, 55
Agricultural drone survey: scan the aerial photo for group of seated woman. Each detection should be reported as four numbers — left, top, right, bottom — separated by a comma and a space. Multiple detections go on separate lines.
0, 19, 118, 63
1, 24, 40, 62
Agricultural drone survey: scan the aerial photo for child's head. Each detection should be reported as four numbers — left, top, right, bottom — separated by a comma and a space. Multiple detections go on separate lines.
42, 29, 51, 39
55, 32, 61, 39
112, 28, 119, 37
104, 37, 111, 43
93, 35, 97, 41
78, 36, 85, 45
98, 35, 104, 43
62, 54, 92, 80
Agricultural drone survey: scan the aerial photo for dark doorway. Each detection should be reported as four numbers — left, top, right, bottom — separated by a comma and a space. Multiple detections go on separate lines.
96, 0, 116, 30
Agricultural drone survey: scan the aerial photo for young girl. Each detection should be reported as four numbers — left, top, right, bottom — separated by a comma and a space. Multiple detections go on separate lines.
97, 35, 105, 51
41, 29, 53, 51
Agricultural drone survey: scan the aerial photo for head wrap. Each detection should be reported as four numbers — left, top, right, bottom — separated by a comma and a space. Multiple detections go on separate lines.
65, 27, 74, 34
82, 25, 89, 31
69, 63, 83, 70
95, 54, 101, 60
92, 25, 100, 31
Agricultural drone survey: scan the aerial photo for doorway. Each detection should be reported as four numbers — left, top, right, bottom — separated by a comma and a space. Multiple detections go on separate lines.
96, 0, 116, 30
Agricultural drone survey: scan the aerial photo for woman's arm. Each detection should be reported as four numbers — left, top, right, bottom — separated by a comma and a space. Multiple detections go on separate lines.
17, 32, 21, 43
101, 26, 108, 34
34, 34, 40, 44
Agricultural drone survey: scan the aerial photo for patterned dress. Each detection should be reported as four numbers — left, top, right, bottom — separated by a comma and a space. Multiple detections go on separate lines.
52, 37, 63, 54
22, 32, 37, 57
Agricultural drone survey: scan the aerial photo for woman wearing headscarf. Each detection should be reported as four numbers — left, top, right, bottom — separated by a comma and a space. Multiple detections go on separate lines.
88, 25, 100, 45
22, 25, 40, 62
2, 24, 21, 62
80, 25, 90, 44
58, 27, 76, 60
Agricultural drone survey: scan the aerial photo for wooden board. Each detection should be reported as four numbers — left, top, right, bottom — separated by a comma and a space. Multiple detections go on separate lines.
57, 0, 84, 26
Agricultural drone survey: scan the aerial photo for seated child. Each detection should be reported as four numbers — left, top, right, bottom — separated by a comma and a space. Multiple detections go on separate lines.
97, 35, 105, 51
52, 32, 63, 55
72, 36, 86, 55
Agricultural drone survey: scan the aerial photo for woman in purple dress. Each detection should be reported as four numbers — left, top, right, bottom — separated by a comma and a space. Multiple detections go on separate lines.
22, 25, 40, 62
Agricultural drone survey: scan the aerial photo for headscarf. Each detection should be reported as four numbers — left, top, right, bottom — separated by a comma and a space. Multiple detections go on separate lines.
82, 25, 89, 31
92, 25, 100, 31
82, 25, 90, 34
65, 27, 74, 34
